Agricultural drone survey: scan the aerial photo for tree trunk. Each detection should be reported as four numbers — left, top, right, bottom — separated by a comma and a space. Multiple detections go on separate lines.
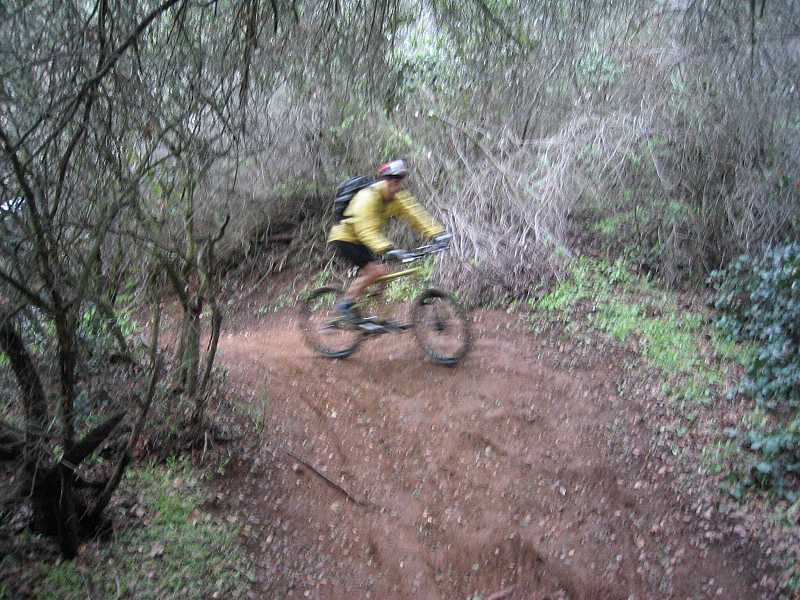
0, 313, 49, 440
176, 301, 201, 397
55, 465, 79, 559
192, 214, 228, 423
0, 423, 24, 461
194, 301, 222, 423
0, 312, 50, 499
54, 311, 77, 453
30, 412, 125, 556
173, 303, 188, 389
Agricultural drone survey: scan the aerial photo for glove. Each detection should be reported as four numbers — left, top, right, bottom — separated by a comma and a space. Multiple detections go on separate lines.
384, 248, 408, 263
433, 232, 452, 246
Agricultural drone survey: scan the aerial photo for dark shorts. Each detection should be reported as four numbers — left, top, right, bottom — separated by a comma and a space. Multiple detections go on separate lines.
330, 241, 377, 269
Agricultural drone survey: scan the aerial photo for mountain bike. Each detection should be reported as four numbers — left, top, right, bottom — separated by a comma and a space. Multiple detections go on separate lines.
299, 239, 471, 365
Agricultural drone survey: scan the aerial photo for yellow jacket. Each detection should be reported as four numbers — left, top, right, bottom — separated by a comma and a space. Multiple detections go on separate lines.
327, 180, 443, 254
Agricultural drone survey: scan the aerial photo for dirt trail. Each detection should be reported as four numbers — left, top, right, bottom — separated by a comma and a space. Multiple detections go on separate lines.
213, 309, 767, 599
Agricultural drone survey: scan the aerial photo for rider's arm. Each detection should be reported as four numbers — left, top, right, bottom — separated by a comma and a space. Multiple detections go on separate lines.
391, 190, 444, 239
348, 189, 394, 254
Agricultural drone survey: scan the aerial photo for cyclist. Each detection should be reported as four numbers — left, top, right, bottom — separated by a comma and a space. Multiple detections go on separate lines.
327, 159, 449, 323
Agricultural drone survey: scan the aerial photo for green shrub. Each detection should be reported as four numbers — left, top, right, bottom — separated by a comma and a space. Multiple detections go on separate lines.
710, 243, 800, 499
77, 303, 139, 359
711, 243, 800, 409
533, 257, 725, 405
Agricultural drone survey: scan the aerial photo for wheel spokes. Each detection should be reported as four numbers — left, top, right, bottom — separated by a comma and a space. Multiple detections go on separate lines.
300, 288, 361, 358
413, 291, 470, 364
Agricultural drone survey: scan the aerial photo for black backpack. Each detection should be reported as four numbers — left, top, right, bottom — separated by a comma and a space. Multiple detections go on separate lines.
333, 176, 374, 222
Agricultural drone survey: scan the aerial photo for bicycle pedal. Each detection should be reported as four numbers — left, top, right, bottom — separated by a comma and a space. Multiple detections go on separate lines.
358, 321, 386, 333
378, 319, 404, 331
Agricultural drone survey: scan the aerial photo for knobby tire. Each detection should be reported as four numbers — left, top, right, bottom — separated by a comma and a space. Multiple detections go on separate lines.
412, 289, 471, 365
299, 286, 361, 359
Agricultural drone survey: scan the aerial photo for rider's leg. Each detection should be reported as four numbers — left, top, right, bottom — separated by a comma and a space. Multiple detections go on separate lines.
348, 260, 389, 300
330, 242, 383, 318
337, 260, 388, 316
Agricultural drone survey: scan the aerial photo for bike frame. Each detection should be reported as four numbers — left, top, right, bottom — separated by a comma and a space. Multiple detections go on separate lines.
357, 242, 448, 331
374, 265, 421, 286
373, 242, 448, 285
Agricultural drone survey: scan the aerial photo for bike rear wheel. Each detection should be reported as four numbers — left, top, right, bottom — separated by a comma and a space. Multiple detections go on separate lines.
299, 287, 361, 358
412, 289, 471, 365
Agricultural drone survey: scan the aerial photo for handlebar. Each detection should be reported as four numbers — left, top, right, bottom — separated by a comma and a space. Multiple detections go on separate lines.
396, 240, 450, 264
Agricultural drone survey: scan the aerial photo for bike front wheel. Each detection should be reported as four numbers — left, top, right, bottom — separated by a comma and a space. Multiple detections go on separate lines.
412, 289, 471, 365
299, 286, 361, 359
